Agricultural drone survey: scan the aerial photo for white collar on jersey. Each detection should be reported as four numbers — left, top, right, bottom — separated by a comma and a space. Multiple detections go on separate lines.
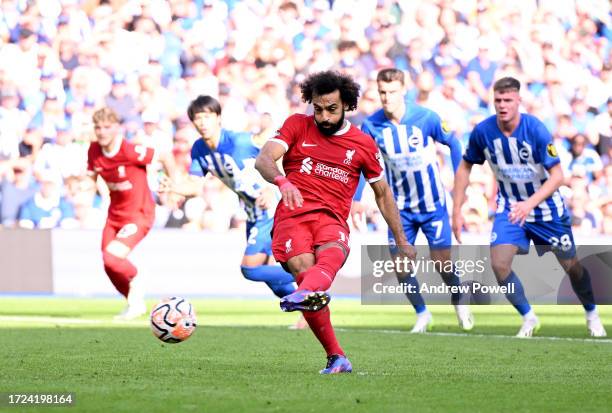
334, 120, 351, 136
102, 135, 123, 158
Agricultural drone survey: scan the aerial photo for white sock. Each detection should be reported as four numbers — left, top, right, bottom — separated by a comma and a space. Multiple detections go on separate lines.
586, 308, 599, 320
522, 309, 536, 321
418, 309, 430, 316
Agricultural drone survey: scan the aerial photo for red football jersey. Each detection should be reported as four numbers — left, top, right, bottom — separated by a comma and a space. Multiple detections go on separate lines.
270, 114, 384, 223
87, 138, 155, 223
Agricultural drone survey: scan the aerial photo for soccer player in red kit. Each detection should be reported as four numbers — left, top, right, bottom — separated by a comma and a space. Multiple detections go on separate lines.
256, 71, 415, 374
88, 108, 175, 319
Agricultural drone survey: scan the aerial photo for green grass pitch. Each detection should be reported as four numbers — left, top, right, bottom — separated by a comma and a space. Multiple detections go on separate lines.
0, 298, 611, 412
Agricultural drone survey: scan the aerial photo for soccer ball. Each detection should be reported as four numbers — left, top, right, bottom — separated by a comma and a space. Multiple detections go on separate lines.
150, 297, 197, 343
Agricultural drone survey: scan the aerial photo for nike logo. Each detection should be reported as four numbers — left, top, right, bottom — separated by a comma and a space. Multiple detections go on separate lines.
302, 142, 317, 147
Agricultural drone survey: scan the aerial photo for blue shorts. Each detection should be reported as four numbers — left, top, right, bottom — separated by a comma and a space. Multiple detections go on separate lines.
388, 207, 452, 250
245, 215, 274, 256
491, 212, 576, 259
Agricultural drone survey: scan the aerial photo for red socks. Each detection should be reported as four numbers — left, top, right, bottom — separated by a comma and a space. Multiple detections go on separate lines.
102, 251, 137, 297
302, 307, 344, 356
298, 247, 345, 292
296, 248, 346, 357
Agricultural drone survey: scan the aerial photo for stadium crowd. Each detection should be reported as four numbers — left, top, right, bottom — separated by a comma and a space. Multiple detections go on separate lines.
0, 0, 610, 236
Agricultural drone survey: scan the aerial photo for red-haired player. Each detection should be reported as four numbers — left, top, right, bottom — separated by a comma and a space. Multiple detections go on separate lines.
87, 107, 175, 319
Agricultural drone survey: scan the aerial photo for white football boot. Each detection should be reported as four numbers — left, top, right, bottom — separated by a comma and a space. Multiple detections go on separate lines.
586, 310, 607, 337
516, 312, 540, 338
410, 310, 433, 333
114, 275, 147, 320
454, 305, 475, 331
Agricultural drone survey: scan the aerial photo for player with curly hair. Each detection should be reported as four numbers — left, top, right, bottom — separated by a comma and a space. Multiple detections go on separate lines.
256, 71, 415, 374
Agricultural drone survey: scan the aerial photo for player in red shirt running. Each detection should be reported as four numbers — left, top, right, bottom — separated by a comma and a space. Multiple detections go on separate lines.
256, 71, 415, 374
88, 108, 175, 319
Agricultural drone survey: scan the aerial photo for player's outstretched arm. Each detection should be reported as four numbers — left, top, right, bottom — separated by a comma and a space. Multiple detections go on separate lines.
157, 151, 178, 183
159, 175, 204, 197
370, 179, 416, 261
256, 141, 303, 210
509, 163, 564, 226
452, 160, 473, 243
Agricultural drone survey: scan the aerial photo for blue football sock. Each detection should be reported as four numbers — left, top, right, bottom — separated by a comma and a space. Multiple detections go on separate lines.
569, 267, 596, 312
240, 265, 295, 284
266, 282, 296, 298
500, 271, 531, 316
440, 270, 463, 305
241, 265, 296, 298
397, 275, 427, 314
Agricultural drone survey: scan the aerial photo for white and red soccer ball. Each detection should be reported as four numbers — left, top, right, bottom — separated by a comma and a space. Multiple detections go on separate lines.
150, 297, 197, 343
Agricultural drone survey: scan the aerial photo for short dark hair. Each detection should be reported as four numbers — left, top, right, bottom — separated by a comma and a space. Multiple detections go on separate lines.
187, 95, 221, 121
300, 71, 360, 111
493, 77, 521, 93
377, 68, 405, 85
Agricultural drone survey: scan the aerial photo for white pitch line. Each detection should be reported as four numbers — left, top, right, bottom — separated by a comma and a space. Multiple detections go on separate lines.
0, 315, 104, 325
2, 316, 610, 344
0, 315, 147, 326
335, 327, 612, 344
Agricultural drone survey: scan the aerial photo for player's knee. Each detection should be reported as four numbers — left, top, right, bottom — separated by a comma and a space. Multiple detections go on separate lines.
317, 241, 347, 256
491, 261, 512, 279
286, 252, 315, 272
103, 250, 123, 272
240, 265, 257, 281
560, 258, 582, 278
429, 248, 450, 264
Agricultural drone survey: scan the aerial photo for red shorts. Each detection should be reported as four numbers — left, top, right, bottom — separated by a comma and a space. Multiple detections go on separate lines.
272, 211, 350, 263
101, 215, 154, 251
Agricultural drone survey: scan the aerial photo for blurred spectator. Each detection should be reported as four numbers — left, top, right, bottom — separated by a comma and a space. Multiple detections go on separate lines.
0, 87, 28, 160
18, 125, 46, 161
0, 160, 37, 227
105, 73, 139, 125
569, 190, 600, 236
65, 175, 105, 230
33, 125, 87, 179
601, 197, 612, 236
466, 39, 499, 107
18, 171, 76, 229
0, 0, 608, 236
568, 133, 603, 183
595, 97, 611, 159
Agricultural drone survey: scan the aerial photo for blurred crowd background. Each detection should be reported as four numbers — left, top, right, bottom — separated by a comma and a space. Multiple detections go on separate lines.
0, 0, 610, 236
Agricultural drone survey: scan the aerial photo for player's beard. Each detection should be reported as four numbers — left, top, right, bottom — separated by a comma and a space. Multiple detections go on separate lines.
315, 110, 345, 136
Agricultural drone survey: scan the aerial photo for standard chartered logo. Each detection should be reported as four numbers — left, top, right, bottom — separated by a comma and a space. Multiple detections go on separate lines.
300, 157, 313, 174
300, 157, 349, 184
314, 163, 349, 183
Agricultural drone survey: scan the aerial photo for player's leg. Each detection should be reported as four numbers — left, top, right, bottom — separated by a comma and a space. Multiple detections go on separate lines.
285, 249, 351, 374
424, 209, 474, 331
271, 217, 327, 312
391, 212, 429, 323
239, 218, 296, 298
103, 218, 152, 319
490, 213, 539, 337
557, 256, 607, 337
528, 218, 606, 337
272, 215, 351, 374
240, 254, 295, 297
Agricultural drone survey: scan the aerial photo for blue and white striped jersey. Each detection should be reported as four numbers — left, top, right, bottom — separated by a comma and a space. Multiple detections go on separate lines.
189, 130, 276, 222
361, 103, 453, 213
464, 114, 566, 222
